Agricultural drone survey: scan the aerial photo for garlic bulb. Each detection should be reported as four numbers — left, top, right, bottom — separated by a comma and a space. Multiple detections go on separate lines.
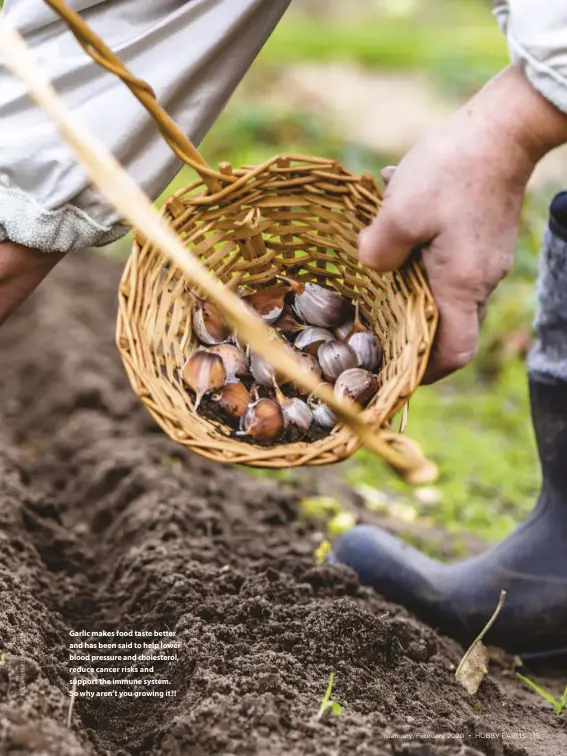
294, 327, 334, 356
334, 368, 378, 406
192, 299, 231, 346
347, 331, 382, 371
317, 340, 357, 383
182, 350, 226, 410
238, 399, 284, 441
242, 283, 290, 325
212, 381, 251, 419
208, 344, 249, 381
278, 276, 352, 328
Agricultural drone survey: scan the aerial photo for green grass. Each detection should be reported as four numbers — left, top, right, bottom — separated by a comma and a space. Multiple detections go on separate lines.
261, 16, 505, 70
257, 2, 508, 96
517, 675, 567, 716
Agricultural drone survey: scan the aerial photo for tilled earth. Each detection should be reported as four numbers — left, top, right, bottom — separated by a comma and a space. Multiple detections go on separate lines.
0, 252, 565, 755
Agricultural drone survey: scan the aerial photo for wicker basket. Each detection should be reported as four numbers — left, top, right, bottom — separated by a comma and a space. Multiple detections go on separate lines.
41, 0, 439, 481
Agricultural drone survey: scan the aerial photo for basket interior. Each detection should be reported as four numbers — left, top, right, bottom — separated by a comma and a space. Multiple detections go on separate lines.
117, 158, 435, 467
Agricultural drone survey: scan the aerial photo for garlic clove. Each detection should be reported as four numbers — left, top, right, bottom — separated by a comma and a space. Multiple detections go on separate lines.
242, 283, 290, 325
334, 368, 379, 406
250, 353, 277, 388
307, 392, 337, 430
294, 327, 335, 356
334, 318, 355, 342
275, 304, 306, 337
336, 301, 370, 342
192, 299, 231, 346
284, 278, 353, 328
249, 336, 293, 387
238, 398, 284, 441
182, 350, 226, 410
208, 344, 249, 381
229, 331, 248, 352
212, 380, 251, 419
317, 340, 358, 383
313, 403, 337, 429
281, 397, 313, 433
347, 331, 383, 371
273, 382, 313, 433
294, 351, 322, 394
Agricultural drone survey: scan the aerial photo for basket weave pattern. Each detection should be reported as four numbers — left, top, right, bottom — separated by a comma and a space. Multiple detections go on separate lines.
116, 155, 437, 467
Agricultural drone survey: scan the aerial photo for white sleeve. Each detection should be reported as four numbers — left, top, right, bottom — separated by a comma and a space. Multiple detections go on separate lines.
494, 1, 567, 115
0, 0, 290, 254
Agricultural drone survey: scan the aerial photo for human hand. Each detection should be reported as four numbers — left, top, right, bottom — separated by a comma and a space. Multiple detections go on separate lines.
359, 66, 567, 383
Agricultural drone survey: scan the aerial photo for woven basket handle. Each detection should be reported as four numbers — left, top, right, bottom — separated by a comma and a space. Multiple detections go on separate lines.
42, 0, 223, 193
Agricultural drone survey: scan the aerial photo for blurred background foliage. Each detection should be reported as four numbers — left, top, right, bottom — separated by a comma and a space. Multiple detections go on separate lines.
106, 0, 566, 554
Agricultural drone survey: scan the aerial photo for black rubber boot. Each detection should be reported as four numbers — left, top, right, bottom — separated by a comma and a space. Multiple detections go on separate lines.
331, 376, 567, 656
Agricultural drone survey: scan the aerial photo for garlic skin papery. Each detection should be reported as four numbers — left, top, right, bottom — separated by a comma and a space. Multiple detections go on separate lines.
334, 368, 379, 406
192, 299, 231, 346
317, 340, 357, 383
182, 350, 227, 410
347, 331, 382, 371
238, 399, 284, 441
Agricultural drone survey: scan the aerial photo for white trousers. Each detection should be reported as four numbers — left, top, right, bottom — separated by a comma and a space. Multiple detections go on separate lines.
0, 0, 291, 253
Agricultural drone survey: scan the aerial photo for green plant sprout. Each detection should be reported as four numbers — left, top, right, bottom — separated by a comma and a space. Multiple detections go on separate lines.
516, 674, 567, 716
314, 539, 332, 566
0, 650, 6, 665
317, 672, 342, 720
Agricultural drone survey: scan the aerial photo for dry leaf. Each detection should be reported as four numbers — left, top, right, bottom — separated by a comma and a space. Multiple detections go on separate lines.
455, 590, 506, 696
455, 641, 489, 695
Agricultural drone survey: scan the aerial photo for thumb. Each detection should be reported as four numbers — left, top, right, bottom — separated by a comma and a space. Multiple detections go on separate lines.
359, 200, 429, 272
380, 165, 396, 185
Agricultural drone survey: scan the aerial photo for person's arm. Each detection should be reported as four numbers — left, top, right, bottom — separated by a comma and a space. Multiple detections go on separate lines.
360, 4, 567, 383
0, 242, 64, 327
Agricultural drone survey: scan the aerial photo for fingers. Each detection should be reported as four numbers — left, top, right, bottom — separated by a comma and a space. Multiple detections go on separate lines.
422, 290, 480, 384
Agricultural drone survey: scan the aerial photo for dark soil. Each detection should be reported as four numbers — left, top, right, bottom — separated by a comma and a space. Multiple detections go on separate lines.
0, 252, 565, 756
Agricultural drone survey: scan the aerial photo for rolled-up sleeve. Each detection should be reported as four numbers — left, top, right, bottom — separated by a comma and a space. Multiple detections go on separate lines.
0, 0, 290, 254
494, 1, 567, 115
